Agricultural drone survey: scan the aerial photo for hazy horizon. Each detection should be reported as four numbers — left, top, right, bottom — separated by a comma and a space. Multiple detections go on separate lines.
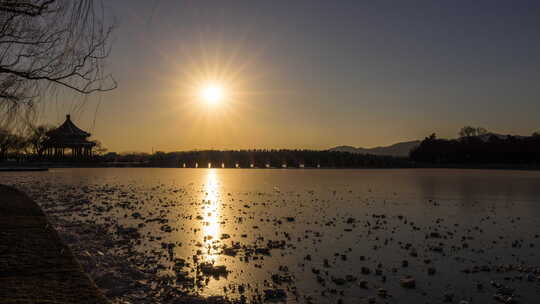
34, 1, 540, 153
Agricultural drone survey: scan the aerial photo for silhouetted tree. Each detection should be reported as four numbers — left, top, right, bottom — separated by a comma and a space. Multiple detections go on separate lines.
0, 127, 26, 159
0, 0, 116, 128
459, 126, 476, 138
459, 126, 487, 138
91, 139, 107, 156
0, 128, 13, 159
27, 124, 53, 155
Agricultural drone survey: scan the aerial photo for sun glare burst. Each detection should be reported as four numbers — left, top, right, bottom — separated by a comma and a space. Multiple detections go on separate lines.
200, 84, 225, 105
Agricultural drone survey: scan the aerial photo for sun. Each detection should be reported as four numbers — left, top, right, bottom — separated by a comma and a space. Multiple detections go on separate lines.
200, 84, 225, 105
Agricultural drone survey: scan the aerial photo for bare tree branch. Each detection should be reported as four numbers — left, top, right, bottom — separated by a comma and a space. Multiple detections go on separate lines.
0, 0, 116, 128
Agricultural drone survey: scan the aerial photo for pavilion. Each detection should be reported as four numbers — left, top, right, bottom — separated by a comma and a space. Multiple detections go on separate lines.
43, 115, 96, 160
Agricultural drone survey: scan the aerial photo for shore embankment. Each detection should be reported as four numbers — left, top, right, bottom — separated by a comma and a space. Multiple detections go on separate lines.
0, 185, 109, 304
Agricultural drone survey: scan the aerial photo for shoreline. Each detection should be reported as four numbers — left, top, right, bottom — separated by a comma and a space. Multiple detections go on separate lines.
1, 163, 539, 171
0, 185, 109, 304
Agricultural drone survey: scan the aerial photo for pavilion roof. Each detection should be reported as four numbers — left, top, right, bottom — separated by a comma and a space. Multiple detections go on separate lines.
48, 115, 91, 139
44, 115, 96, 148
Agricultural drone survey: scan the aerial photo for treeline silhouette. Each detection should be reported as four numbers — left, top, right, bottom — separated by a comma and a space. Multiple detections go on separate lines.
5, 122, 540, 168
0, 125, 105, 162
410, 130, 540, 164
111, 149, 411, 168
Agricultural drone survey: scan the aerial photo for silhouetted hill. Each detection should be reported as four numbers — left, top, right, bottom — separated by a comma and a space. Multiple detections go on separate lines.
329, 140, 420, 157
411, 132, 540, 164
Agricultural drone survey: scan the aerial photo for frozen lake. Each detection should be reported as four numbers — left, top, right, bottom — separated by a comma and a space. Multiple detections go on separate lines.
2, 168, 540, 303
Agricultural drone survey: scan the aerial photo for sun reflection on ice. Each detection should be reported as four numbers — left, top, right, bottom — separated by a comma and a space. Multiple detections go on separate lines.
202, 169, 221, 262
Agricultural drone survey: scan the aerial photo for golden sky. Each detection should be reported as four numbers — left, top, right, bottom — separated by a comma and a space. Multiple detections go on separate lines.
38, 1, 540, 153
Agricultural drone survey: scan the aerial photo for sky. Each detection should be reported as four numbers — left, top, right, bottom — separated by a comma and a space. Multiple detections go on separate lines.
40, 0, 540, 153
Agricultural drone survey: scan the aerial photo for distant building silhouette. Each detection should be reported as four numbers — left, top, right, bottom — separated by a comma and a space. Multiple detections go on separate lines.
43, 115, 96, 160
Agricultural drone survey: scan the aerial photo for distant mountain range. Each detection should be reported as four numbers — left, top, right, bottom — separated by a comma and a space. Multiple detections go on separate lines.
329, 140, 421, 157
